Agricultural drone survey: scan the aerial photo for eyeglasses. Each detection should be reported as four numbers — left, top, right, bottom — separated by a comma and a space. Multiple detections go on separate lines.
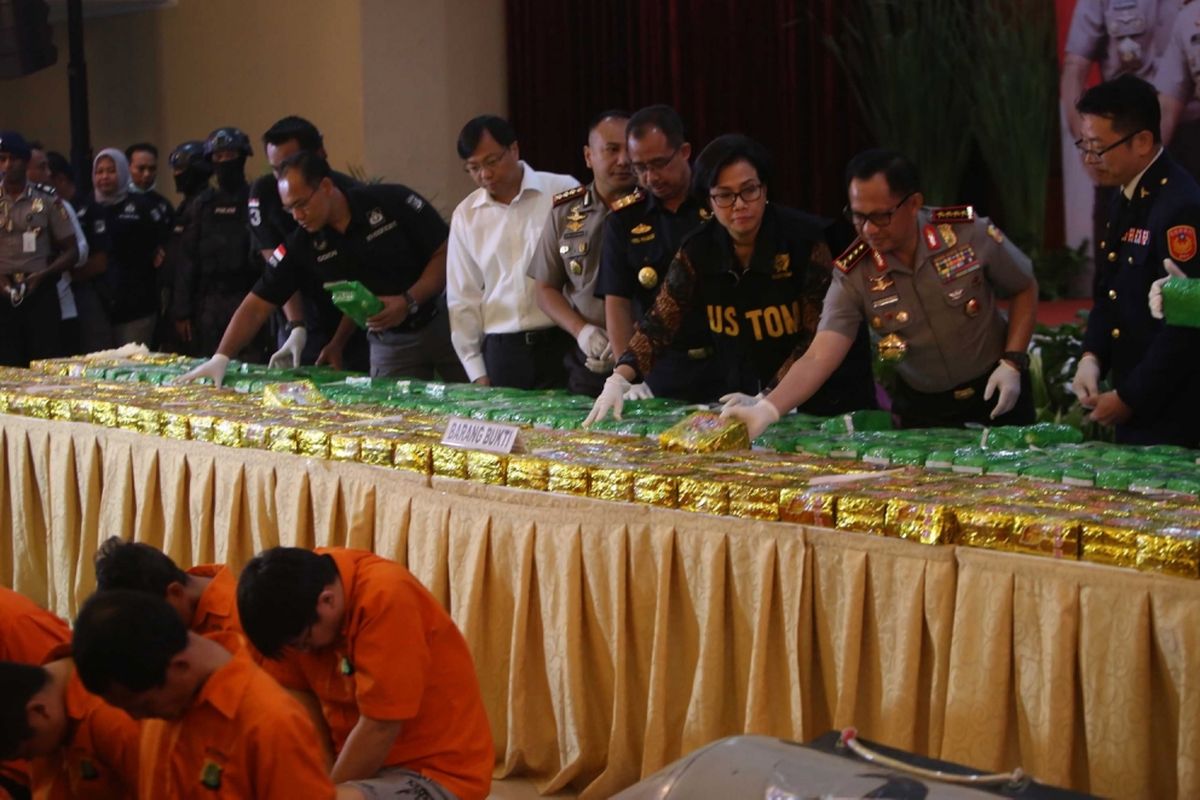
844, 191, 915, 229
463, 148, 510, 176
283, 188, 319, 214
631, 148, 679, 177
710, 182, 764, 208
1074, 131, 1138, 161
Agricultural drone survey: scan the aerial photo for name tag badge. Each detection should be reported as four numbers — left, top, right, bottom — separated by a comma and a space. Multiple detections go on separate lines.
22, 231, 36, 253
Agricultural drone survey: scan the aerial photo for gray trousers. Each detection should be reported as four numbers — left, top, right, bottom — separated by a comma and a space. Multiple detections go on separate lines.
367, 297, 466, 381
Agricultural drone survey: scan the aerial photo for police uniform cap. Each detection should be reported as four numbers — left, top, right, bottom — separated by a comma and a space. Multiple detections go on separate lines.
0, 131, 32, 162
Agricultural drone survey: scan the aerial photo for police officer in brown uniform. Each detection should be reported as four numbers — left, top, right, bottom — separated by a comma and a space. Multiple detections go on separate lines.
724, 149, 1038, 437
528, 109, 636, 396
0, 132, 79, 366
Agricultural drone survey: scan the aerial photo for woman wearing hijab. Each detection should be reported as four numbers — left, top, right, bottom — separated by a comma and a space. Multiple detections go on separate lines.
586, 134, 876, 425
89, 147, 173, 347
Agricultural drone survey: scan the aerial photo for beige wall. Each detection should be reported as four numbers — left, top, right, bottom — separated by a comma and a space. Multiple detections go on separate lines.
0, 0, 505, 214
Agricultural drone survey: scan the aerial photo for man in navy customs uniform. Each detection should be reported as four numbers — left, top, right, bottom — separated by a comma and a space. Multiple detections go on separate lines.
594, 104, 724, 402
0, 131, 80, 366
528, 109, 636, 397
1071, 75, 1200, 447
723, 149, 1038, 437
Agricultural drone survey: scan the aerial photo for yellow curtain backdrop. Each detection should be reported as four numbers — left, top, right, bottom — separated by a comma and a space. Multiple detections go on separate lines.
0, 414, 1196, 799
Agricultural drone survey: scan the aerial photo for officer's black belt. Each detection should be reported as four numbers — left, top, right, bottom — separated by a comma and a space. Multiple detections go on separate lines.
668, 345, 715, 360
486, 327, 560, 346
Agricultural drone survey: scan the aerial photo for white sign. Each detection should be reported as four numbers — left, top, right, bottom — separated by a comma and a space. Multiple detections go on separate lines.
441, 417, 520, 454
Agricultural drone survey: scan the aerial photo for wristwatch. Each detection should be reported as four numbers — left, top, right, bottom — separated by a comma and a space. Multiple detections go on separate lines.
403, 290, 419, 316
1002, 350, 1030, 370
284, 320, 307, 333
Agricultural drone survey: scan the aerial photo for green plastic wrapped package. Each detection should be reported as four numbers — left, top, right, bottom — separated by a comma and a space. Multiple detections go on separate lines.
1161, 276, 1200, 328
324, 280, 384, 328
819, 409, 893, 434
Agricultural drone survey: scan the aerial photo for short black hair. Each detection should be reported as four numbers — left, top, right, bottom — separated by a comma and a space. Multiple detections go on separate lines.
691, 134, 774, 197
844, 149, 921, 197
125, 142, 158, 161
46, 151, 73, 182
0, 662, 48, 759
94, 536, 189, 596
237, 547, 338, 659
1076, 73, 1162, 143
585, 108, 631, 143
73, 590, 189, 695
626, 105, 687, 149
456, 115, 517, 159
262, 115, 324, 152
277, 150, 332, 190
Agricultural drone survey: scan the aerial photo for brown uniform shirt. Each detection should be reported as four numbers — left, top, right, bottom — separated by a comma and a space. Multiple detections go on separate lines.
0, 183, 75, 276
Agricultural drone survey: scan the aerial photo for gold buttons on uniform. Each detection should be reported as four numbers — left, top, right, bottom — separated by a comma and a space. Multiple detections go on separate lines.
637, 266, 658, 289
871, 315, 883, 330
965, 298, 980, 317
1128, 257, 1134, 264
896, 310, 909, 324
1112, 328, 1121, 339
1109, 289, 1117, 300
1107, 252, 1117, 262
1100, 241, 1106, 249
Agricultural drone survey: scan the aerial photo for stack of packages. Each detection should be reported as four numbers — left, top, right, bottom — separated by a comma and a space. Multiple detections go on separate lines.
6, 353, 1200, 579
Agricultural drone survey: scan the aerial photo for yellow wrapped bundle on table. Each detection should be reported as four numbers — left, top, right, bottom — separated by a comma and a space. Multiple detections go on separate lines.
659, 411, 749, 453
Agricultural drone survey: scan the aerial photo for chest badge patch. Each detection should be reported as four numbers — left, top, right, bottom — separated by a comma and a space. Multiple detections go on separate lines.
569, 259, 583, 275
1121, 228, 1150, 246
869, 273, 894, 293
30, 198, 44, 214
938, 224, 957, 248
200, 760, 222, 790
638, 266, 659, 289
1168, 225, 1197, 262
932, 245, 981, 282
923, 224, 940, 251
368, 208, 385, 226
631, 223, 652, 236
773, 254, 791, 275
871, 250, 887, 272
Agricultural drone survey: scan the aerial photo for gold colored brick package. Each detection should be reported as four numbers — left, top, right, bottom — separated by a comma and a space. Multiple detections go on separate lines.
952, 505, 1015, 550
885, 498, 957, 545
1136, 528, 1200, 578
659, 411, 750, 453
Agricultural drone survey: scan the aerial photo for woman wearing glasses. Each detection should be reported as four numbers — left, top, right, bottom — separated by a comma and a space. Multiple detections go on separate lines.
586, 134, 875, 425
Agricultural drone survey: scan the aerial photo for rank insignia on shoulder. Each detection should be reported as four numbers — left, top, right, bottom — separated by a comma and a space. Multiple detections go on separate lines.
610, 187, 645, 211
929, 205, 975, 224
986, 224, 1005, 244
630, 223, 652, 236
834, 239, 869, 273
1168, 225, 1198, 262
553, 185, 586, 207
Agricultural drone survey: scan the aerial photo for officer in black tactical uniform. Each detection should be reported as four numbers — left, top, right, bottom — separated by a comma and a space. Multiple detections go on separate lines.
157, 140, 211, 354
172, 127, 265, 360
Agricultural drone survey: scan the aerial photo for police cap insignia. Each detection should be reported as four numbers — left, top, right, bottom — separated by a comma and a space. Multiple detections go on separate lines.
834, 239, 869, 273
610, 188, 645, 211
553, 185, 586, 207
929, 205, 975, 224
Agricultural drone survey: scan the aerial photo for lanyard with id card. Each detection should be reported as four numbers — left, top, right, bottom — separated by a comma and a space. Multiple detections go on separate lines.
22, 230, 37, 253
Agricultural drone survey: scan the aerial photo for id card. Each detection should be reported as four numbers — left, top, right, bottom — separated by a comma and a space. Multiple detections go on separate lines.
22, 231, 36, 253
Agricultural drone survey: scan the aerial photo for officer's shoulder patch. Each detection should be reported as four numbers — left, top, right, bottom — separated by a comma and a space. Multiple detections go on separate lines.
1168, 225, 1198, 262
552, 185, 586, 207
610, 187, 645, 212
929, 205, 975, 224
834, 238, 870, 273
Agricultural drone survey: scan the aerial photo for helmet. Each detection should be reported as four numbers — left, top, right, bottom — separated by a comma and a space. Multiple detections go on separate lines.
203, 127, 253, 159
169, 140, 212, 174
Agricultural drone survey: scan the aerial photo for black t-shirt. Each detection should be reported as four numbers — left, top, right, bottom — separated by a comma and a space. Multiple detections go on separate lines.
248, 169, 360, 252
97, 192, 173, 323
253, 183, 448, 308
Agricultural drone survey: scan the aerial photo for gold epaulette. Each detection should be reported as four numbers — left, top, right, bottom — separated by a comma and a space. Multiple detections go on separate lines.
610, 187, 645, 212
929, 205, 975, 224
552, 185, 586, 207
834, 239, 870, 273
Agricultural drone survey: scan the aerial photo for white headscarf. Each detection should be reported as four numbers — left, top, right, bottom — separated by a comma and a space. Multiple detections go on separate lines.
93, 147, 131, 206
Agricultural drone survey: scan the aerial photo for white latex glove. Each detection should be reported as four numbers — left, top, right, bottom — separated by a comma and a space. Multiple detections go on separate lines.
174, 354, 230, 387
983, 360, 1021, 419
1071, 353, 1101, 405
584, 372, 631, 426
719, 391, 762, 411
1149, 258, 1187, 320
623, 381, 654, 400
585, 342, 614, 374
720, 397, 780, 439
575, 324, 610, 359
268, 326, 308, 369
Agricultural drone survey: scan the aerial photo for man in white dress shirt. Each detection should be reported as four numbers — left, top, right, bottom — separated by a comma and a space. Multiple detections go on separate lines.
446, 115, 579, 388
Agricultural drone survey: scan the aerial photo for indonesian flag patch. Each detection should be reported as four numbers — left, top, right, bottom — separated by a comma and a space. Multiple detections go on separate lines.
1168, 225, 1197, 262
268, 244, 286, 267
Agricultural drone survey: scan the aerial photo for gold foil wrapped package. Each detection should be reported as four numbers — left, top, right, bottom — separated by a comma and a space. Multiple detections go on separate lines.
298, 428, 331, 459
1081, 517, 1143, 568
330, 433, 361, 462
48, 398, 72, 421
212, 418, 245, 448
1136, 527, 1200, 578
267, 423, 301, 454
188, 413, 216, 443
392, 440, 432, 474
678, 475, 729, 516
466, 451, 507, 485
242, 421, 270, 450
547, 461, 589, 496
15, 393, 52, 419
262, 381, 328, 408
162, 409, 191, 440
506, 455, 550, 492
835, 491, 890, 535
633, 468, 685, 508
728, 480, 788, 521
659, 411, 750, 453
361, 435, 398, 468
431, 443, 468, 479
780, 487, 838, 527
885, 498, 957, 545
953, 505, 1014, 550
588, 465, 637, 503
1011, 514, 1080, 559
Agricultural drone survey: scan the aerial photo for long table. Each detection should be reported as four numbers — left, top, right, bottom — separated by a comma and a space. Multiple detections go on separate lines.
1, 413, 1195, 799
